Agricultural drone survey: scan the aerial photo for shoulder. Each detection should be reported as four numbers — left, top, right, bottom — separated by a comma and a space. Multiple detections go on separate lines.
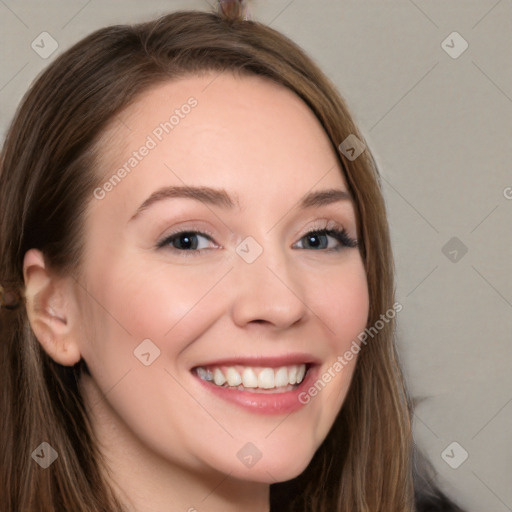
415, 487, 465, 512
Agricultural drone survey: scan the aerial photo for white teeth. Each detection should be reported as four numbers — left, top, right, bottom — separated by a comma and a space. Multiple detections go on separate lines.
274, 367, 289, 387
213, 368, 226, 386
196, 367, 213, 381
258, 368, 275, 389
226, 367, 242, 386
296, 364, 306, 383
196, 363, 308, 390
242, 367, 258, 388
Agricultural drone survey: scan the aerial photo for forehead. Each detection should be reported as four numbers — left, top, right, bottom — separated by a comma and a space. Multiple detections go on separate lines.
92, 72, 349, 215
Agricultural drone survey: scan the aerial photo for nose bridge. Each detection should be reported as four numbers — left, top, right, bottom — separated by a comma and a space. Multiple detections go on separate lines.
229, 234, 307, 328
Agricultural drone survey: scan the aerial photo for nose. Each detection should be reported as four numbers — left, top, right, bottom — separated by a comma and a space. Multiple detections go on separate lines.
229, 244, 308, 331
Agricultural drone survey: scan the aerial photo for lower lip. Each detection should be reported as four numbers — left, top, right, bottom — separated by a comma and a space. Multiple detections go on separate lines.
193, 366, 319, 415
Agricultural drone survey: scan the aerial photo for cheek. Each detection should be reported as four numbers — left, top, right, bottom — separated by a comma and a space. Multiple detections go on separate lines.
295, 257, 369, 432
87, 252, 220, 332
309, 257, 369, 348
77, 254, 235, 372
75, 256, 237, 463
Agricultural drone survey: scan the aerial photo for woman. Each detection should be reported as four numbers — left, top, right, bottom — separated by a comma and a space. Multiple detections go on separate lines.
0, 2, 464, 511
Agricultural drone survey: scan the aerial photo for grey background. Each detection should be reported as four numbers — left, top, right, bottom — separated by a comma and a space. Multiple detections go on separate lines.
1, 1, 511, 510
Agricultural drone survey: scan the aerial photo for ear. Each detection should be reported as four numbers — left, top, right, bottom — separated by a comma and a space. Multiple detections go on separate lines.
23, 248, 81, 366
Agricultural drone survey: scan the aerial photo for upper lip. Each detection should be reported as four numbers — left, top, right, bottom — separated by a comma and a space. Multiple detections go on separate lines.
191, 353, 321, 369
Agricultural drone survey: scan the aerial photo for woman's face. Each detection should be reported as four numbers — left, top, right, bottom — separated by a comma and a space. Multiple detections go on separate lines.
76, 72, 369, 483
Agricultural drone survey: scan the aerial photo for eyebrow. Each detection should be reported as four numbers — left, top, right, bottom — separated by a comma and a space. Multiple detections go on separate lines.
129, 185, 352, 221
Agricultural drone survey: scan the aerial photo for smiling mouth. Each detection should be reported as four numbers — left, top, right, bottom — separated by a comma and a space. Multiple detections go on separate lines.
192, 363, 310, 393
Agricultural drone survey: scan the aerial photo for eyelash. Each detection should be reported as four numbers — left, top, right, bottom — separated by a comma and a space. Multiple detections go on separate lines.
156, 222, 358, 256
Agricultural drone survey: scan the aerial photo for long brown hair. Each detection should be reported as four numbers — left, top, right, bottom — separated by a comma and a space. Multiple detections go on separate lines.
0, 6, 415, 511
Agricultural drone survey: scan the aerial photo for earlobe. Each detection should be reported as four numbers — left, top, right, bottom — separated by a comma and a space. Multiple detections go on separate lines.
23, 249, 82, 366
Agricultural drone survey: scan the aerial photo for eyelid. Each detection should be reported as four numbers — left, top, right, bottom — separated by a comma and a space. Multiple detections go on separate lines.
156, 218, 356, 252
294, 219, 357, 249
156, 219, 219, 243
156, 228, 219, 250
298, 218, 350, 238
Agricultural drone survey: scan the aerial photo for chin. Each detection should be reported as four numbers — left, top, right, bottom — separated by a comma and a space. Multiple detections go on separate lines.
225, 449, 316, 484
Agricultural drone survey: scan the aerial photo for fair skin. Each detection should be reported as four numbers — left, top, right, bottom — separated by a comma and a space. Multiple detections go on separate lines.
23, 72, 369, 512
